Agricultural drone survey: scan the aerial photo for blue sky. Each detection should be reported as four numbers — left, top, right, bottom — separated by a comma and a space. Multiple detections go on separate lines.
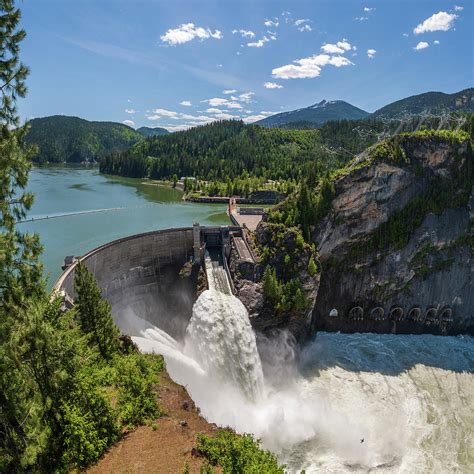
19, 0, 472, 131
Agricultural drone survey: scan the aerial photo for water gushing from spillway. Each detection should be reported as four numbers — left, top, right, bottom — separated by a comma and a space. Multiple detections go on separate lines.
184, 288, 264, 401
116, 259, 474, 472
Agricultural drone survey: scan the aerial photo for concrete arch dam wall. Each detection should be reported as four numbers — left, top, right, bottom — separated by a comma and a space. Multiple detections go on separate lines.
55, 228, 198, 341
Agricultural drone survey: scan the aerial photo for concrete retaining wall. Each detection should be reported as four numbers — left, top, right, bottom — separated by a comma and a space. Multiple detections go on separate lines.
55, 228, 197, 340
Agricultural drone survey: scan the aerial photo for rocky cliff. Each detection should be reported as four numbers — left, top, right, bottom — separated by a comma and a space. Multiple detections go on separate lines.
311, 131, 473, 335
231, 224, 320, 341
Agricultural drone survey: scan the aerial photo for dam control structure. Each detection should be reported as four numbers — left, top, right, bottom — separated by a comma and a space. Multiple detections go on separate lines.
54, 224, 254, 340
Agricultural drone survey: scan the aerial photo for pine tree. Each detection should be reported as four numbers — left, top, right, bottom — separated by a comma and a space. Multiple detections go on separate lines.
74, 261, 120, 360
0, 0, 42, 315
296, 180, 314, 241
262, 265, 280, 306
0, 2, 46, 468
307, 255, 317, 277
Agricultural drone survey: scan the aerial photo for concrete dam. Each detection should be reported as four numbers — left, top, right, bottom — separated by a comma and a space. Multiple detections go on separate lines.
54, 224, 250, 341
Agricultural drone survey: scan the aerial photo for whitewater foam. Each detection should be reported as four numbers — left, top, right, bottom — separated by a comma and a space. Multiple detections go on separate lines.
118, 290, 474, 473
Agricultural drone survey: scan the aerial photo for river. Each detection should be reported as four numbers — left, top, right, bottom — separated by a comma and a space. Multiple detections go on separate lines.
22, 166, 474, 472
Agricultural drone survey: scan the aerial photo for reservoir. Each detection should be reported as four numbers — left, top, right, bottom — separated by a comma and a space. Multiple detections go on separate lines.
21, 167, 229, 286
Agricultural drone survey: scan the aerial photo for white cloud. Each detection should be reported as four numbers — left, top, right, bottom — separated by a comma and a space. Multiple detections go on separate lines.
243, 111, 274, 123
151, 107, 179, 118
206, 108, 223, 114
264, 18, 279, 27
294, 19, 312, 31
355, 16, 369, 21
272, 53, 353, 79
263, 81, 283, 89
223, 89, 237, 94
180, 114, 213, 121
294, 19, 309, 26
364, 7, 375, 12
433, 39, 440, 44
203, 97, 244, 109
367, 48, 377, 58
160, 23, 223, 45
238, 92, 255, 103
180, 100, 192, 106
207, 97, 229, 106
403, 32, 409, 37
227, 102, 243, 109
125, 108, 137, 114
232, 29, 255, 38
213, 112, 238, 120
247, 36, 274, 48
413, 11, 457, 34
161, 124, 188, 132
454, 5, 463, 11
321, 39, 353, 54
414, 41, 430, 50
122, 119, 135, 127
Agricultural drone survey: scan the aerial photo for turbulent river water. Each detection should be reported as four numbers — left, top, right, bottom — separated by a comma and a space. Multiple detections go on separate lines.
29, 167, 473, 472
129, 260, 474, 473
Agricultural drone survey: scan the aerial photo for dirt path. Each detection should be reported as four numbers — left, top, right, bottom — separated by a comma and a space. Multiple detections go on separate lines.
88, 369, 219, 474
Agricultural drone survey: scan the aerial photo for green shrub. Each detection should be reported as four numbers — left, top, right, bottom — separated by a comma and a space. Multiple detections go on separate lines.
196, 430, 285, 474
115, 354, 163, 426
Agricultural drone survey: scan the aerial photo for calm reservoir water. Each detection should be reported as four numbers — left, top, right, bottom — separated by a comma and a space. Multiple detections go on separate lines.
21, 167, 229, 287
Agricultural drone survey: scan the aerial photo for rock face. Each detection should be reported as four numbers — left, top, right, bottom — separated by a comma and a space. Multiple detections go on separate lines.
312, 135, 473, 335
231, 223, 320, 341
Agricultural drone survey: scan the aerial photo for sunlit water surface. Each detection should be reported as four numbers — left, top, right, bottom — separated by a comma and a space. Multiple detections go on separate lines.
21, 167, 229, 286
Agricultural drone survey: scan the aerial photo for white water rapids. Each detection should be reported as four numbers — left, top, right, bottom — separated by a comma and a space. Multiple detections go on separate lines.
118, 263, 474, 472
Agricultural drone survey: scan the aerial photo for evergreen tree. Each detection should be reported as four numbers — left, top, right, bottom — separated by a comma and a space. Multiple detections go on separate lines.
307, 255, 317, 277
262, 266, 280, 306
74, 261, 121, 360
0, 2, 45, 468
0, 0, 42, 315
296, 180, 314, 240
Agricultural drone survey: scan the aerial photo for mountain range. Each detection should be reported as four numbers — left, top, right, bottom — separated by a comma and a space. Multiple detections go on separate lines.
255, 88, 473, 128
26, 88, 473, 163
255, 100, 369, 127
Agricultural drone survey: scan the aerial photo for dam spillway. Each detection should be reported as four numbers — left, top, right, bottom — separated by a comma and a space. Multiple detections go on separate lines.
54, 224, 248, 339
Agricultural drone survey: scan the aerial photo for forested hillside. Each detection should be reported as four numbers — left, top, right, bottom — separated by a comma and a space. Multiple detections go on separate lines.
372, 88, 473, 119
26, 115, 144, 163
99, 120, 356, 184
137, 126, 170, 137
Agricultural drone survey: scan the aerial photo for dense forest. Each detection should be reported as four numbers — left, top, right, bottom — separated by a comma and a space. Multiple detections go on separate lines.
99, 113, 472, 199
137, 126, 170, 137
99, 120, 361, 185
26, 115, 144, 163
371, 87, 473, 120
